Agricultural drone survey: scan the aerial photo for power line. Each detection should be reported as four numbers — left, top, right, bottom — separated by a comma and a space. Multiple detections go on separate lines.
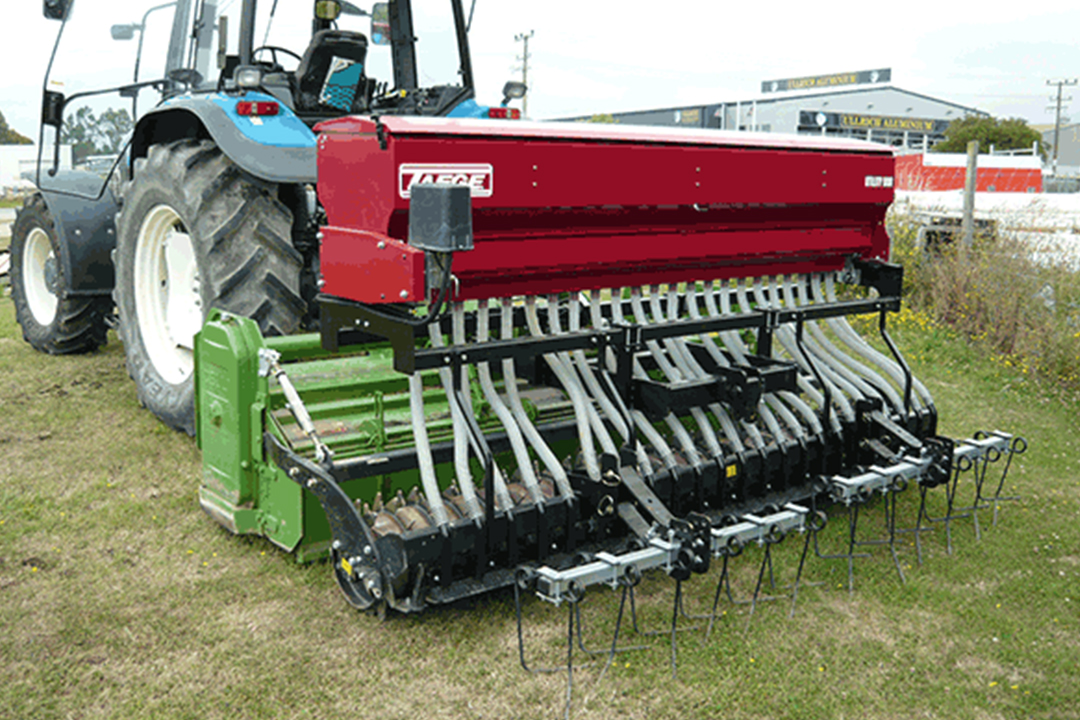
514, 30, 534, 118
1046, 78, 1077, 175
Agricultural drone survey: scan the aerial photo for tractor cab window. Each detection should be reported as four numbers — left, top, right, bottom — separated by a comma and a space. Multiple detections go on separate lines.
257, 0, 471, 116
37, 0, 185, 182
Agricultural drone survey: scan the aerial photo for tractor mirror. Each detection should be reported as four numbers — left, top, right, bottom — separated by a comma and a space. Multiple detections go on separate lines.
43, 0, 72, 20
370, 3, 390, 45
41, 90, 65, 129
501, 81, 527, 106
110, 24, 137, 40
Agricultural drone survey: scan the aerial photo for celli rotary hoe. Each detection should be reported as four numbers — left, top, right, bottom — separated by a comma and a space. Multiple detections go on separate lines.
15, 0, 1024, 675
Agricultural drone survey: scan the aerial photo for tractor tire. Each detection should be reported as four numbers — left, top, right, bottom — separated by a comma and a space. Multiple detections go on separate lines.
114, 139, 305, 435
9, 193, 110, 354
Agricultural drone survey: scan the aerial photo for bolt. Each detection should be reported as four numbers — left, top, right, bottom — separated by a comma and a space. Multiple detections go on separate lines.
316, 231, 324, 240
363, 545, 372, 556
332, 540, 343, 550
400, 290, 409, 299
381, 293, 386, 299
288, 467, 300, 478
377, 241, 386, 249
306, 478, 319, 488
317, 279, 326, 289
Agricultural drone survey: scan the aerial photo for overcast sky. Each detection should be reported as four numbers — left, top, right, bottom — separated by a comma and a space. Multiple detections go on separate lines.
2, 0, 1079, 139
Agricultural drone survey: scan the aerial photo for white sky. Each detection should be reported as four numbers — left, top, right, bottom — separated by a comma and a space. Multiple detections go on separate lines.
1, 0, 1079, 139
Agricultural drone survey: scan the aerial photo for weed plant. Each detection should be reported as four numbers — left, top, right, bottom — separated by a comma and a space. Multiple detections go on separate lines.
888, 205, 1080, 391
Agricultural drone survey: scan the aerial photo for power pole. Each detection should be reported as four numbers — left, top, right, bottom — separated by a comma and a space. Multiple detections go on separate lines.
514, 30, 534, 118
1046, 78, 1077, 176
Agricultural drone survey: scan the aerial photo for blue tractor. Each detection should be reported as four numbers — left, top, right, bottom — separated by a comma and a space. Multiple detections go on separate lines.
11, 0, 524, 433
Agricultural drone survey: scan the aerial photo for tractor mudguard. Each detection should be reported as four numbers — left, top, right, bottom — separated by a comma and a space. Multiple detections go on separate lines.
35, 170, 119, 297
131, 93, 317, 184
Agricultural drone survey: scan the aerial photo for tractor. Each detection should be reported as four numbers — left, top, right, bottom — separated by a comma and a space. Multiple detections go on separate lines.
12, 0, 523, 433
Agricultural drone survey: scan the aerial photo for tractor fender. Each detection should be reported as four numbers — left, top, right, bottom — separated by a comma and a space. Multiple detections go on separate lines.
130, 93, 318, 184
34, 171, 119, 297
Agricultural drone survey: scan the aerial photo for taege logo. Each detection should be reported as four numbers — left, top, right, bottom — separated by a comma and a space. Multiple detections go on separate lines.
398, 164, 494, 199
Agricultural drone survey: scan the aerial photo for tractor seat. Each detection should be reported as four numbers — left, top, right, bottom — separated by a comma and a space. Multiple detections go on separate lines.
294, 29, 369, 114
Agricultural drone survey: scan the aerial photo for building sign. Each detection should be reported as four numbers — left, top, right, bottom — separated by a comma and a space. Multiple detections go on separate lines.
762, 69, 891, 94
674, 108, 701, 125
799, 110, 949, 135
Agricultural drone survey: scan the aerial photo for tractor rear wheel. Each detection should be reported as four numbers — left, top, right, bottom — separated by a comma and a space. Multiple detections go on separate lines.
9, 193, 110, 354
114, 139, 305, 434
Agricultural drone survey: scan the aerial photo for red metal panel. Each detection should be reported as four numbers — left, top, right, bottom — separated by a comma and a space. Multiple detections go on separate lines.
895, 153, 1042, 193
319, 227, 425, 304
316, 117, 896, 302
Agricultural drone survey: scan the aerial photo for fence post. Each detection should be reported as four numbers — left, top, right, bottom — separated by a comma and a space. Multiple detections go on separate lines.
961, 140, 979, 249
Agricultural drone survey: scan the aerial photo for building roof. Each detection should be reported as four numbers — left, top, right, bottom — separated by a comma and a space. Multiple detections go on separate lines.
565, 85, 988, 123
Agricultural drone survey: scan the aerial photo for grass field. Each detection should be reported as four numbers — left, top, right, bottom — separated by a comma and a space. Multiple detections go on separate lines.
0, 290, 1077, 720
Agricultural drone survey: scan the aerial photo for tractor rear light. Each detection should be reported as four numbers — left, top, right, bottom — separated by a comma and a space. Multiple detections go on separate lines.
236, 101, 279, 117
488, 107, 521, 120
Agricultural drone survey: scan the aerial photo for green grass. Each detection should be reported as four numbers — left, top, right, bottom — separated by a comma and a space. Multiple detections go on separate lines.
0, 292, 1076, 720
0, 198, 25, 209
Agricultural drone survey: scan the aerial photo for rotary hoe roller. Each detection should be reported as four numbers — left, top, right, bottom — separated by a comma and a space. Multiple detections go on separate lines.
195, 117, 1025, 617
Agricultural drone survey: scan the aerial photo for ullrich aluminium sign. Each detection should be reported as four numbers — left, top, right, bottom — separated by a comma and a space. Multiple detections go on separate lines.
762, 69, 891, 94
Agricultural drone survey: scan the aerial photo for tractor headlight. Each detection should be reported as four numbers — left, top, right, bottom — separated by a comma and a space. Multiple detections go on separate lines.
315, 0, 342, 20
234, 65, 263, 89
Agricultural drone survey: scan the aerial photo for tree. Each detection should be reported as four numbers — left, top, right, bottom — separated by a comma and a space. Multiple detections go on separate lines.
95, 108, 134, 155
60, 106, 134, 163
0, 109, 32, 144
933, 116, 1044, 158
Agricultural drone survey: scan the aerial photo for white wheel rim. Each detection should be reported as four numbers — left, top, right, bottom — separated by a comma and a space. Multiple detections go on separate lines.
133, 204, 202, 385
23, 227, 59, 326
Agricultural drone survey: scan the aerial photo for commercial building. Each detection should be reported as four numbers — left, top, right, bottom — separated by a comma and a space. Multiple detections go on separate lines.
564, 69, 988, 152
1039, 122, 1080, 177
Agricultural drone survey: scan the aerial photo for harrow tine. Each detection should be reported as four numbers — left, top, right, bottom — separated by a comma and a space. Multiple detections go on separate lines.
565, 596, 575, 720
920, 455, 974, 555
572, 582, 650, 657
988, 434, 1026, 526
627, 583, 701, 638
746, 524, 785, 631
813, 500, 871, 590
789, 511, 824, 618
703, 554, 733, 642
851, 483, 909, 584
